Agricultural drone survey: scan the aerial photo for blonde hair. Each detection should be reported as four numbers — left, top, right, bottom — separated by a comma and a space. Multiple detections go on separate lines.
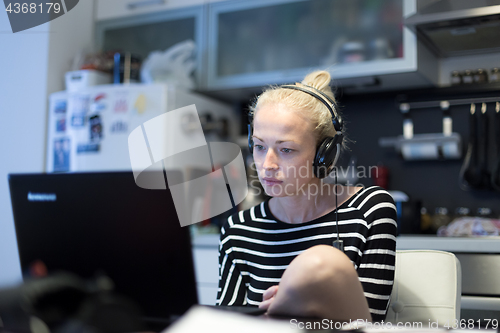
249, 70, 345, 148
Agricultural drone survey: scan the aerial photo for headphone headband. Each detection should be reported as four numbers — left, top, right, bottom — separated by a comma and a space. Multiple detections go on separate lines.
280, 84, 343, 132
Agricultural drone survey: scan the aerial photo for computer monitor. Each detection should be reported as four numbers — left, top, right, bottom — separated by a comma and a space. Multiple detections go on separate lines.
8, 171, 198, 324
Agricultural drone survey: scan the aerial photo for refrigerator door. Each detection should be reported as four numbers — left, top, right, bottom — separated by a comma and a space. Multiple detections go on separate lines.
46, 84, 235, 173
48, 83, 171, 172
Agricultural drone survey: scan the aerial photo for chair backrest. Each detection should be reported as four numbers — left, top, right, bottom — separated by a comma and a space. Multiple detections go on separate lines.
385, 250, 462, 326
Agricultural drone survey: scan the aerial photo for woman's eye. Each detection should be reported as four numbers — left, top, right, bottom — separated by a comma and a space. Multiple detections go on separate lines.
282, 148, 293, 153
255, 145, 265, 151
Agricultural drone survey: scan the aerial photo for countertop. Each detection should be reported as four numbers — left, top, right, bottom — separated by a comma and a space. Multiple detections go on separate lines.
396, 235, 500, 253
192, 234, 500, 252
192, 233, 220, 248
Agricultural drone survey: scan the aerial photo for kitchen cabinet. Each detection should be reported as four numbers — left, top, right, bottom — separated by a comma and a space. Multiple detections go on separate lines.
96, 0, 206, 21
206, 0, 438, 92
94, 0, 440, 94
95, 5, 206, 88
96, 0, 229, 21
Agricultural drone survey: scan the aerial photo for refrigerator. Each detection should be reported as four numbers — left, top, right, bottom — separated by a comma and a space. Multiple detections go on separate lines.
46, 83, 237, 173
45, 83, 238, 305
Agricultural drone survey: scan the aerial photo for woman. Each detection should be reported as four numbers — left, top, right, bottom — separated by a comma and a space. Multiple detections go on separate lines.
216, 71, 397, 322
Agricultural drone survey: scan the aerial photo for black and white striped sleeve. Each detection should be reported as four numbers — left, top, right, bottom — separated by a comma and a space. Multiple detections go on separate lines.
216, 217, 247, 306
356, 188, 397, 321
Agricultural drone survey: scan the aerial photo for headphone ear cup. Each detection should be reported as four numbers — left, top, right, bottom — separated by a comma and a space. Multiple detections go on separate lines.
314, 134, 343, 179
247, 124, 254, 155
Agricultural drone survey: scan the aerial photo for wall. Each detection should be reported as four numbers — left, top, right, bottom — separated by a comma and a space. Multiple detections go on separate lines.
0, 11, 50, 288
338, 91, 500, 217
0, 1, 95, 288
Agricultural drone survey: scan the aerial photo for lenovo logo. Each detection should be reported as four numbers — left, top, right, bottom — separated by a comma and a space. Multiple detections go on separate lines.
28, 192, 57, 202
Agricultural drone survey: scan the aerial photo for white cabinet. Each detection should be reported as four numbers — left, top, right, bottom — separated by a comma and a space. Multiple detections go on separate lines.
96, 0, 205, 21
206, 0, 438, 92
95, 5, 206, 88
96, 0, 229, 21
95, 0, 439, 93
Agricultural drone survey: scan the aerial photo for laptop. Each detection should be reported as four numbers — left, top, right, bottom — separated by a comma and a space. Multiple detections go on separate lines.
8, 170, 198, 326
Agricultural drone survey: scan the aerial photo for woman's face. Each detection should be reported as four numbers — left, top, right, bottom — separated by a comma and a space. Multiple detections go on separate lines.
252, 103, 318, 197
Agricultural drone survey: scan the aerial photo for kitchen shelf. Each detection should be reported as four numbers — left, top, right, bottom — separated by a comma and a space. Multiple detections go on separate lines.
430, 82, 500, 95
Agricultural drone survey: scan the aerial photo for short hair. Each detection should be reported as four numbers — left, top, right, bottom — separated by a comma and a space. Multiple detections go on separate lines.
249, 70, 346, 149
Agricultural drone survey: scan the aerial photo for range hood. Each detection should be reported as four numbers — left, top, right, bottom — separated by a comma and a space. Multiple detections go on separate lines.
405, 0, 500, 57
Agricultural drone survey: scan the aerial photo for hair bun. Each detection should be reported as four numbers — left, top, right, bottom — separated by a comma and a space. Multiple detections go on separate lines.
301, 70, 332, 93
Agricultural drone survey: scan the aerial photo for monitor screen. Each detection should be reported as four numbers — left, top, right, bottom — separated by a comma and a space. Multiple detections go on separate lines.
8, 171, 198, 322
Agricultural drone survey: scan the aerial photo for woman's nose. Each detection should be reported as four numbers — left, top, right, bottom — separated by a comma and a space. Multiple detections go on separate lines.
262, 149, 279, 170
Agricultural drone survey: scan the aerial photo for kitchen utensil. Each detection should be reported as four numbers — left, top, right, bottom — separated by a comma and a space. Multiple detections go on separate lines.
460, 104, 482, 189
492, 102, 500, 190
478, 103, 491, 188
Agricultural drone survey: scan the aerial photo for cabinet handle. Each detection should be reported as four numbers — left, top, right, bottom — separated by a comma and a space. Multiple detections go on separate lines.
127, 0, 165, 10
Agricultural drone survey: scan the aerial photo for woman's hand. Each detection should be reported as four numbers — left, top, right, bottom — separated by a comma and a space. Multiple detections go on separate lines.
259, 285, 279, 310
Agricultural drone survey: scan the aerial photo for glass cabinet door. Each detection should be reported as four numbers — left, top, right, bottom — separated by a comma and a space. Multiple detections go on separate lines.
96, 6, 205, 87
207, 0, 415, 89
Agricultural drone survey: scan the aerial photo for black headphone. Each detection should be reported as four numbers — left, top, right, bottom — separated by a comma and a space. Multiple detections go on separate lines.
248, 84, 344, 179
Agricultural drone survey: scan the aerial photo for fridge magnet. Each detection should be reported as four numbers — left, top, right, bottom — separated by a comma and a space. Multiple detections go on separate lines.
90, 93, 107, 113
133, 94, 146, 114
110, 120, 128, 133
69, 95, 90, 128
94, 93, 106, 102
89, 114, 103, 142
113, 92, 128, 113
53, 138, 70, 172
54, 100, 67, 114
77, 143, 100, 153
55, 118, 66, 133
71, 113, 86, 127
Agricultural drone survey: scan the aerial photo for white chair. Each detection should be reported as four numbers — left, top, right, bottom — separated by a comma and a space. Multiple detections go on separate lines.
385, 250, 462, 326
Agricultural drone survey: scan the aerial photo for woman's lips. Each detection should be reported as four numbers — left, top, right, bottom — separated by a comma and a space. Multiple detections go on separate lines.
262, 178, 283, 186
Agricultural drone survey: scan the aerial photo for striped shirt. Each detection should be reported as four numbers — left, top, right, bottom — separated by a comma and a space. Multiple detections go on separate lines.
216, 186, 397, 322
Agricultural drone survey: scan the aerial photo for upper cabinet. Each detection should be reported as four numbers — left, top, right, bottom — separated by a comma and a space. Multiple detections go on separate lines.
95, 0, 439, 94
95, 5, 206, 87
96, 0, 205, 21
96, 0, 229, 20
206, 0, 437, 92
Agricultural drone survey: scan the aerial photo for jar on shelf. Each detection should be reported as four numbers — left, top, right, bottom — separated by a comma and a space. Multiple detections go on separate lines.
454, 207, 470, 220
473, 69, 488, 84
462, 70, 473, 84
450, 71, 462, 85
477, 207, 494, 218
338, 41, 366, 63
420, 207, 432, 232
430, 207, 451, 233
490, 68, 499, 83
